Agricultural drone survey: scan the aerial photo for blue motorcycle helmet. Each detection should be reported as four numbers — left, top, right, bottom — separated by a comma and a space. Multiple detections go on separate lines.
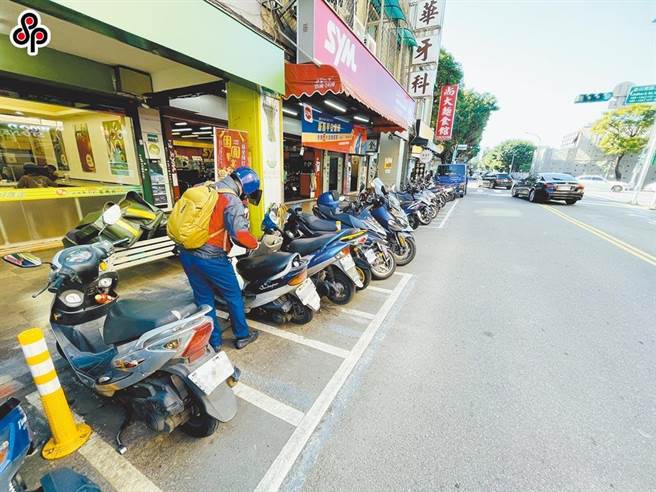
317, 191, 340, 209
231, 166, 262, 205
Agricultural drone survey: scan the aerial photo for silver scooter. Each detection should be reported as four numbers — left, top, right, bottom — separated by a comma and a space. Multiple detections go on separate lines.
4, 205, 239, 452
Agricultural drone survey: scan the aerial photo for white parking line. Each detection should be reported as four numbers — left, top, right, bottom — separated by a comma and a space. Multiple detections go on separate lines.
438, 200, 459, 229
233, 383, 304, 427
338, 307, 376, 320
366, 286, 393, 294
247, 319, 350, 359
254, 272, 412, 492
26, 392, 161, 492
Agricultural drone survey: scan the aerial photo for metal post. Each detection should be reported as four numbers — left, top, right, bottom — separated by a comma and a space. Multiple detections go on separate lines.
630, 122, 656, 205
376, 0, 385, 59
452, 143, 458, 164
510, 152, 516, 173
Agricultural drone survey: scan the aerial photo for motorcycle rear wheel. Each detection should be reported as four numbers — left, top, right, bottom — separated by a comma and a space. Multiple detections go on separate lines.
290, 297, 314, 324
326, 268, 355, 305
182, 406, 219, 438
371, 248, 396, 280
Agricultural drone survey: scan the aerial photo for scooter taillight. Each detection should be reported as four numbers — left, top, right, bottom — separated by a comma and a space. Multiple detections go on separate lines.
288, 269, 307, 286
182, 321, 213, 362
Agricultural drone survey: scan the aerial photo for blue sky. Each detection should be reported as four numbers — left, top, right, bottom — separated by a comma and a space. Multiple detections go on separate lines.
440, 0, 656, 149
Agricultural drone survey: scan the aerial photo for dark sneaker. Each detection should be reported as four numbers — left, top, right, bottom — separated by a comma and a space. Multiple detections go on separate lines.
235, 330, 259, 350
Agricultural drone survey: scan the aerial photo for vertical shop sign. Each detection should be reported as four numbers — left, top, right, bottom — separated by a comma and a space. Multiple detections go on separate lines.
413, 0, 443, 30
214, 129, 249, 179
143, 132, 168, 207
408, 69, 437, 98
74, 123, 95, 172
412, 34, 439, 65
435, 84, 459, 141
49, 128, 69, 171
102, 119, 130, 176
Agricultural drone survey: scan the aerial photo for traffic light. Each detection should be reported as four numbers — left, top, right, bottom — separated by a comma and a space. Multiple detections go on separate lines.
574, 92, 613, 103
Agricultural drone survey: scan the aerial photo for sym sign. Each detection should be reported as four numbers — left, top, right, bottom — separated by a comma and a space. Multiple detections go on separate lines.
297, 0, 415, 130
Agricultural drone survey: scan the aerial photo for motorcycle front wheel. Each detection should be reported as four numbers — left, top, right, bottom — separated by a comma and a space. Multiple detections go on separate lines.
371, 247, 396, 280
393, 237, 416, 266
417, 208, 432, 225
354, 257, 372, 291
326, 268, 355, 305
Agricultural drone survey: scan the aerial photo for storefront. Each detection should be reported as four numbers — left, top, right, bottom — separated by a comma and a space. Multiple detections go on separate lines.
0, 0, 285, 251
283, 0, 416, 203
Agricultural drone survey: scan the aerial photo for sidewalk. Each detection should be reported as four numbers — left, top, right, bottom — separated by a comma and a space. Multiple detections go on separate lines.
585, 190, 656, 209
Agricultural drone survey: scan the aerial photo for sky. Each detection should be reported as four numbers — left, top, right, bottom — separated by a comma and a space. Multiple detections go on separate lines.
440, 0, 656, 150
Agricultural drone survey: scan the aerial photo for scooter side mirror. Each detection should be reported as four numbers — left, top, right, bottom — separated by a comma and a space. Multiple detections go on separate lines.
102, 204, 122, 226
3, 252, 43, 268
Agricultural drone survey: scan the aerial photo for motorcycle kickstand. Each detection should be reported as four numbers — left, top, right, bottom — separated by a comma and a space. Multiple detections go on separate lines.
115, 403, 133, 455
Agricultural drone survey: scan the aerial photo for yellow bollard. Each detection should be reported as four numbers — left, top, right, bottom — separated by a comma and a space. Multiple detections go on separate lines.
17, 328, 92, 460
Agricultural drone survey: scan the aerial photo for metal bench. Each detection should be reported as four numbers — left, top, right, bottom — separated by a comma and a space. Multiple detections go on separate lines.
110, 236, 177, 271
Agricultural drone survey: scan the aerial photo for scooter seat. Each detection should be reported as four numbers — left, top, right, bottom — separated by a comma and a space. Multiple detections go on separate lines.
103, 299, 199, 346
236, 252, 294, 282
287, 234, 336, 257
303, 213, 338, 232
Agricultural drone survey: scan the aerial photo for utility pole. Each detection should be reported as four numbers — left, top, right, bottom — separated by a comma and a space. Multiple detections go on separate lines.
509, 152, 516, 173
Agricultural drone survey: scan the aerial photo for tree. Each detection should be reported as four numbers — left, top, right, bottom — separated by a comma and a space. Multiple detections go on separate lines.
431, 50, 498, 163
482, 140, 536, 172
591, 104, 656, 180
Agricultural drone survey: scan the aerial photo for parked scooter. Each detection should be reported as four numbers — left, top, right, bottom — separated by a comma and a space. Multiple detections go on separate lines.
292, 200, 397, 281
262, 205, 365, 305
4, 206, 240, 451
63, 191, 167, 248
226, 233, 321, 324
1, 397, 100, 491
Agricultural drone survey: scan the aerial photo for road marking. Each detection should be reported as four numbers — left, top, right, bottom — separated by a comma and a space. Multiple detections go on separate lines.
366, 286, 393, 294
26, 392, 162, 492
540, 205, 656, 267
233, 383, 304, 427
419, 225, 441, 230
247, 319, 350, 359
338, 307, 376, 320
254, 272, 412, 492
438, 200, 459, 229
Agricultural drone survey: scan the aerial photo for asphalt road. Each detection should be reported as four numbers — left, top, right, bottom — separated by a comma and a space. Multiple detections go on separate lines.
292, 188, 656, 491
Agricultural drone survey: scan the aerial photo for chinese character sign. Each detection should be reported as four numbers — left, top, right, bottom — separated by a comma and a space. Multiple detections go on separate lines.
414, 0, 442, 30
435, 84, 459, 141
408, 69, 437, 98
214, 129, 249, 178
412, 35, 439, 65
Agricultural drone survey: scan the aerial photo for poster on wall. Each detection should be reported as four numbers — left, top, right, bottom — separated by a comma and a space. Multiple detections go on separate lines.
49, 128, 69, 171
102, 119, 130, 176
260, 91, 283, 205
74, 123, 95, 173
301, 104, 368, 154
143, 132, 168, 207
214, 129, 249, 179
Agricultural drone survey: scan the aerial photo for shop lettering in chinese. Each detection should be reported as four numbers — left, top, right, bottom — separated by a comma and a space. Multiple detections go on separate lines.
435, 84, 459, 141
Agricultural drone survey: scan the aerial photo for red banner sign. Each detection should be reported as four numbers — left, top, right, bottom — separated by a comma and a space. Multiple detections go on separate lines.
214, 129, 249, 178
435, 84, 459, 141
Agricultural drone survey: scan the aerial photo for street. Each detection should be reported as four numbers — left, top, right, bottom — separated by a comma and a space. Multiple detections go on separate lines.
5, 188, 655, 491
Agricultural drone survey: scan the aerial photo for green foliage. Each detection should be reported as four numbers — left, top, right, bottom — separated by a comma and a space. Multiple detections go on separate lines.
482, 140, 536, 172
591, 104, 656, 179
431, 50, 497, 163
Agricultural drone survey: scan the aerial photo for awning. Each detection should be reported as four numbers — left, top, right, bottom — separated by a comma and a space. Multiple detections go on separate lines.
397, 28, 418, 47
285, 63, 414, 132
371, 0, 406, 21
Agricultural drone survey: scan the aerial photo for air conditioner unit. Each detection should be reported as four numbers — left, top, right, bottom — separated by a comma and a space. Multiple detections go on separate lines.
353, 18, 366, 40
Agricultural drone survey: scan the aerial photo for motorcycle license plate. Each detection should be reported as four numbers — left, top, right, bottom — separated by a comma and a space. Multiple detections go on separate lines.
364, 248, 377, 265
188, 351, 234, 395
340, 254, 362, 287
296, 278, 321, 311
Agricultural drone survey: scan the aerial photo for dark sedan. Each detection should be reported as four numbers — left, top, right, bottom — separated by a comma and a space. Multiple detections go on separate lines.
512, 172, 584, 204
481, 172, 513, 189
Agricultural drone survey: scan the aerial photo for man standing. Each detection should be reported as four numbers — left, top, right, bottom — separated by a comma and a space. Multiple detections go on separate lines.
178, 167, 262, 351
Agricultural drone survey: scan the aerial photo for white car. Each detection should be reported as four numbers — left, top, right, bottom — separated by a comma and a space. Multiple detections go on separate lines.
643, 182, 656, 192
576, 175, 626, 192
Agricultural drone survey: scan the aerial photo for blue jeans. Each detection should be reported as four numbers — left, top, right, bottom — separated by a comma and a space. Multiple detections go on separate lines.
179, 250, 250, 346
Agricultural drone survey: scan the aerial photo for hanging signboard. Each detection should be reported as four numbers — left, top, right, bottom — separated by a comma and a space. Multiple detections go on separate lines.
412, 34, 439, 65
408, 69, 437, 98
435, 84, 459, 141
413, 0, 445, 30
301, 104, 367, 154
214, 129, 249, 179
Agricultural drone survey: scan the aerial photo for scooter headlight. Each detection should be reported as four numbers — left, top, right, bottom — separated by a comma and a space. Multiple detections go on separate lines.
98, 277, 113, 288
59, 289, 84, 308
